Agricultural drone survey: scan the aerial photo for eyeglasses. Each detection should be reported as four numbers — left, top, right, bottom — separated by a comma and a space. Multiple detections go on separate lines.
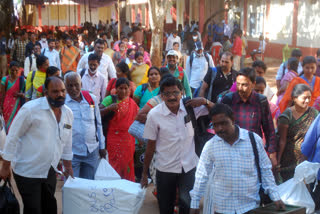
162, 91, 181, 97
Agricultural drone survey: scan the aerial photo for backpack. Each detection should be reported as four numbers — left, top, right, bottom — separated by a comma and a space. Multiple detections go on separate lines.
193, 67, 217, 98
222, 92, 271, 150
182, 96, 214, 157
189, 52, 210, 68
81, 91, 99, 142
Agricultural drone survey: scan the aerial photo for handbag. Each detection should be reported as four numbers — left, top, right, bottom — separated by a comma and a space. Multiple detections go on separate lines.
249, 132, 273, 206
128, 120, 148, 144
0, 179, 20, 214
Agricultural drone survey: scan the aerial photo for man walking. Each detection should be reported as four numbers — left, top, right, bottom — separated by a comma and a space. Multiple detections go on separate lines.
220, 67, 278, 167
186, 41, 214, 93
24, 43, 41, 77
77, 38, 116, 84
141, 76, 214, 214
199, 51, 237, 102
42, 39, 61, 70
64, 72, 106, 179
60, 37, 80, 75
190, 104, 285, 214
0, 76, 74, 214
10, 30, 29, 67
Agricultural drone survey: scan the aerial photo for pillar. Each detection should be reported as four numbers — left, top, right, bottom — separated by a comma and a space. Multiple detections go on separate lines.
77, 5, 81, 26
145, 4, 149, 28
131, 5, 135, 23
199, 0, 205, 33
243, 0, 248, 36
38, 4, 42, 27
292, 0, 299, 47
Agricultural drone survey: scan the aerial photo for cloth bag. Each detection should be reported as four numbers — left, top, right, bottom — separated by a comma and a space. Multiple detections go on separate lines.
278, 161, 320, 214
94, 158, 121, 180
0, 179, 20, 214
63, 177, 146, 214
128, 121, 148, 144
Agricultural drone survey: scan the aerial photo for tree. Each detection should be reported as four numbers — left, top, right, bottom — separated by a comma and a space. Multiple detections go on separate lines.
148, 0, 171, 67
0, 0, 14, 38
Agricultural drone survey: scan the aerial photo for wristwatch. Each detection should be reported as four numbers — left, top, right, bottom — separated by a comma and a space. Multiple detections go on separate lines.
205, 99, 209, 106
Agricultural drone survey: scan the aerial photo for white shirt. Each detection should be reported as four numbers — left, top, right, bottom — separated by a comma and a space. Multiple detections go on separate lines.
186, 53, 215, 89
3, 97, 74, 178
24, 54, 38, 77
264, 84, 274, 101
143, 100, 208, 173
77, 51, 117, 84
165, 35, 182, 51
39, 39, 48, 51
81, 69, 108, 103
43, 48, 61, 70
122, 25, 132, 37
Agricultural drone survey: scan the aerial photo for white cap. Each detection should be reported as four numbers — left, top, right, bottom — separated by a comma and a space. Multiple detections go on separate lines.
166, 50, 179, 57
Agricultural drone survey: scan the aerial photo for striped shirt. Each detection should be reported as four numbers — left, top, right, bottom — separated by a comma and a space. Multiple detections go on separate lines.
190, 127, 280, 214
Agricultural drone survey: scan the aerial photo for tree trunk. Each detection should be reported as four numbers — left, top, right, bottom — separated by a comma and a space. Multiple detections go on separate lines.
148, 0, 170, 67
0, 0, 14, 39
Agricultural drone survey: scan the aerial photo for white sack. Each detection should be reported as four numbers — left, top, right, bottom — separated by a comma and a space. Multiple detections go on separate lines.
94, 158, 121, 180
63, 177, 146, 214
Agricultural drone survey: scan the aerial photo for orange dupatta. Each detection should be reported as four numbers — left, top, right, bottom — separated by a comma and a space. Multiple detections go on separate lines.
279, 76, 320, 113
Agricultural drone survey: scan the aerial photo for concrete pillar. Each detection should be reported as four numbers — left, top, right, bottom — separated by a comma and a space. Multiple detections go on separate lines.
292, 0, 299, 47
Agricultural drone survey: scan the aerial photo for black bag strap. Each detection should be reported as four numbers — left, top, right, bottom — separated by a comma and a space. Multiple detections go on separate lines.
29, 55, 32, 71
80, 68, 86, 78
249, 131, 262, 184
257, 93, 270, 150
182, 97, 198, 132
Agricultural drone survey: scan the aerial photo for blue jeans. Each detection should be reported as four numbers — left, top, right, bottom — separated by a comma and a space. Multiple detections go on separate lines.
72, 148, 99, 180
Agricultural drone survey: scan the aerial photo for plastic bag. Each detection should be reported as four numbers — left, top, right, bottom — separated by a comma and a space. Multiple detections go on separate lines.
278, 161, 320, 214
94, 158, 121, 180
63, 177, 146, 214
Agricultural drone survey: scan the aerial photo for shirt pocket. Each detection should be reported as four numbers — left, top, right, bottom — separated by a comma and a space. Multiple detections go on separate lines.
239, 148, 255, 175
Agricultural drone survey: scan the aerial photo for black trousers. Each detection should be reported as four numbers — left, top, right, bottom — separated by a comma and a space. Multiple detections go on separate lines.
13, 167, 57, 214
156, 168, 196, 214
310, 180, 320, 210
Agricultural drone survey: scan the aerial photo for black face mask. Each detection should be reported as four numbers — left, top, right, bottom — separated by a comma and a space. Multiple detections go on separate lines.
47, 96, 65, 108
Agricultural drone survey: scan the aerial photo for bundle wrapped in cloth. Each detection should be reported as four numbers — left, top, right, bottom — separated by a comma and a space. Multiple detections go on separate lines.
63, 159, 146, 214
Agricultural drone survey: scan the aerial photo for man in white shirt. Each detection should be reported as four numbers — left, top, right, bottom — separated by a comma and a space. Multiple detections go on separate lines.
141, 75, 214, 214
0, 76, 74, 214
39, 32, 48, 51
186, 41, 214, 93
24, 43, 41, 77
166, 30, 181, 52
77, 38, 116, 84
122, 22, 132, 37
80, 53, 108, 103
42, 39, 61, 71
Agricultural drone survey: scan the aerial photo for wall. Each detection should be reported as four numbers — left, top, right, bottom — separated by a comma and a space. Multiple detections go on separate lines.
34, 4, 115, 26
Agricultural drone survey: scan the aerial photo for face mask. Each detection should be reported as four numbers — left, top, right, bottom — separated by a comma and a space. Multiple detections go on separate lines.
120, 47, 125, 51
196, 52, 204, 57
136, 62, 144, 66
129, 55, 135, 60
41, 38, 46, 42
193, 36, 198, 40
47, 96, 65, 108
89, 69, 98, 75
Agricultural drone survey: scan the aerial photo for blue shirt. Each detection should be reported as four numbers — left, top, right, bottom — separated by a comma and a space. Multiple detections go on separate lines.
65, 93, 105, 156
190, 127, 280, 214
301, 114, 320, 180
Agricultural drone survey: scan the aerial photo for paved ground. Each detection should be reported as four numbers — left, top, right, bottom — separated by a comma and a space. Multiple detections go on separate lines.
6, 57, 284, 214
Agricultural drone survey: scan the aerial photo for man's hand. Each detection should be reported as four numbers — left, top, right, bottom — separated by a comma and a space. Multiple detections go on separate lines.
99, 149, 107, 159
269, 152, 278, 169
189, 208, 200, 214
62, 160, 74, 178
185, 97, 206, 108
0, 160, 11, 180
108, 103, 118, 112
274, 200, 286, 211
140, 173, 148, 188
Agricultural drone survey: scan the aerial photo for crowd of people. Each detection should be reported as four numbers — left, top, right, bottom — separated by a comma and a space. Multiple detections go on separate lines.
0, 17, 319, 214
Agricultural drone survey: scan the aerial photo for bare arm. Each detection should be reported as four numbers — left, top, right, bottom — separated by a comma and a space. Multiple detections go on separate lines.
276, 80, 281, 91
277, 81, 289, 96
198, 81, 209, 98
277, 123, 289, 164
140, 140, 156, 188
133, 96, 140, 106
135, 104, 152, 124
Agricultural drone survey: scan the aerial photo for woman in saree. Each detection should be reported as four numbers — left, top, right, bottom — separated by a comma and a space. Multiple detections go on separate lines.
129, 51, 149, 86
0, 61, 25, 132
133, 66, 161, 109
277, 84, 318, 182
279, 56, 320, 113
112, 42, 127, 65
100, 77, 139, 181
